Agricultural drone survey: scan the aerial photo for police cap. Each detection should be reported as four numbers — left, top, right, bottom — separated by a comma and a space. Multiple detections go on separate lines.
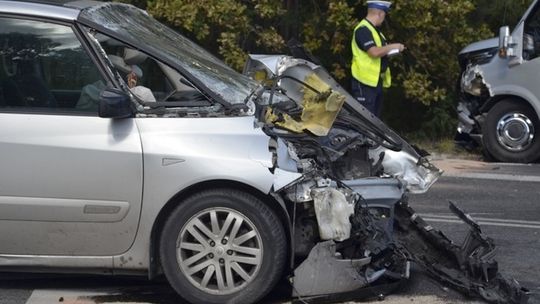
366, 1, 392, 13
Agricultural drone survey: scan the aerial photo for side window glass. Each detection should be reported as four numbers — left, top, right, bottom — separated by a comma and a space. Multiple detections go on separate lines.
0, 17, 104, 112
93, 33, 171, 102
524, 7, 540, 60
89, 31, 206, 105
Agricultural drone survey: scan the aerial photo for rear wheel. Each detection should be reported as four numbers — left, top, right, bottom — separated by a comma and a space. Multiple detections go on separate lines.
159, 189, 286, 304
483, 99, 540, 163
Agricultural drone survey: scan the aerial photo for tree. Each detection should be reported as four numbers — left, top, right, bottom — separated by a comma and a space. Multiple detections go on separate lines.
147, 0, 287, 70
471, 0, 532, 33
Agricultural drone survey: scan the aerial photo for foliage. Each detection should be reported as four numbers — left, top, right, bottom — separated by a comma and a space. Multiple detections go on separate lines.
124, 0, 534, 139
147, 0, 286, 70
470, 0, 533, 33
387, 1, 492, 106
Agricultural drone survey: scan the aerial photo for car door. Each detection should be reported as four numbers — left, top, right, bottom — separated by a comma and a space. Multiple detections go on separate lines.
0, 16, 143, 256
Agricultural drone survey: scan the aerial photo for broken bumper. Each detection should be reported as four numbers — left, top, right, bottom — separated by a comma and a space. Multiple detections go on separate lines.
292, 193, 529, 304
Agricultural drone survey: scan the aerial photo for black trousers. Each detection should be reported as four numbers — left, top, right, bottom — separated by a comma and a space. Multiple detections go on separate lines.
351, 78, 383, 117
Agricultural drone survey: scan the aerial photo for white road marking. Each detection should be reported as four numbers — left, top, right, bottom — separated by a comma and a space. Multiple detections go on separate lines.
419, 214, 540, 229
421, 214, 540, 225
443, 172, 540, 183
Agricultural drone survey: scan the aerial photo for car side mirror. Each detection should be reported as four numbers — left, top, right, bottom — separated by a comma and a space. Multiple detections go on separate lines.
498, 26, 515, 58
99, 88, 133, 118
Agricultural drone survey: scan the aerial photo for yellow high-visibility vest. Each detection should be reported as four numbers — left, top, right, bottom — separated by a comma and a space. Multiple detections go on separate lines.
351, 19, 391, 88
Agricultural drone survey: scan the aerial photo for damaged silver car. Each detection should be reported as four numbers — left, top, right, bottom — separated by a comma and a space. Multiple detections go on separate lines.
0, 1, 529, 304
458, 0, 540, 163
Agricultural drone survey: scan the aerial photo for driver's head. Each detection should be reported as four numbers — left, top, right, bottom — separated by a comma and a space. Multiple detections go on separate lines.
108, 54, 143, 88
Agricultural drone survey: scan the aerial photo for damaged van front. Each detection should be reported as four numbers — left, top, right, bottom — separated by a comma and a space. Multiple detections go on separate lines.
458, 0, 540, 163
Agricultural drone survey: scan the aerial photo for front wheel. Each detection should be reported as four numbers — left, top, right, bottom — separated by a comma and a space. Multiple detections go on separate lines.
159, 189, 287, 304
483, 99, 540, 163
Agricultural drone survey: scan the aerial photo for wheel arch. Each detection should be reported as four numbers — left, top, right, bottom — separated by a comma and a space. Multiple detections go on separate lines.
481, 94, 540, 120
147, 180, 292, 280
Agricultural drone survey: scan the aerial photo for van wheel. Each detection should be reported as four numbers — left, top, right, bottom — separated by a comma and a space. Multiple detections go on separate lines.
483, 99, 540, 163
159, 189, 286, 304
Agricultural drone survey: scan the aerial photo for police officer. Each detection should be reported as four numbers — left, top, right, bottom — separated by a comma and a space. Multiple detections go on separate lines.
351, 1, 405, 117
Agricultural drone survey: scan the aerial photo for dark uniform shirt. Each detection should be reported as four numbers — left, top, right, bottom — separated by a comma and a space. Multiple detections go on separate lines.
355, 19, 388, 73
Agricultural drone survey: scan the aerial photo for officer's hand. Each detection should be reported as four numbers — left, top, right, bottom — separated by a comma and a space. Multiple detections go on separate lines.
395, 43, 405, 52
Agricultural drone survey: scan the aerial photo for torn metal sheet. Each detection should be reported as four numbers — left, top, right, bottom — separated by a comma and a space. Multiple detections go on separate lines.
246, 54, 442, 194
276, 138, 299, 172
273, 168, 303, 192
369, 146, 443, 194
461, 64, 493, 97
264, 72, 346, 136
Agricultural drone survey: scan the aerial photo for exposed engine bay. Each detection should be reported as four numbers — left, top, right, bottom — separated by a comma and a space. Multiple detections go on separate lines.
244, 54, 530, 304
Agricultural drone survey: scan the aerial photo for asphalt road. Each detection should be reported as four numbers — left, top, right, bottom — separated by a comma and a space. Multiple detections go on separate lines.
1, 158, 539, 304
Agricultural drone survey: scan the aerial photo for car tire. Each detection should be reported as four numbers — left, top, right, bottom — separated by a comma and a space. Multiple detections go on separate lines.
159, 189, 287, 304
483, 99, 540, 163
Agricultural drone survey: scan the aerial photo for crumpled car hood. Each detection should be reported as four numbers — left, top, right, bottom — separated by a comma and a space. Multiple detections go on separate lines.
245, 54, 442, 193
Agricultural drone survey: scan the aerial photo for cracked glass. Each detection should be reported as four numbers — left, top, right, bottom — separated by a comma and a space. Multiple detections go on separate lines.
79, 3, 258, 105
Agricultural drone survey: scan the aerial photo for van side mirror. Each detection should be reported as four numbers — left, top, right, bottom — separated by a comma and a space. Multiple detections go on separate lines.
99, 88, 133, 118
498, 26, 514, 58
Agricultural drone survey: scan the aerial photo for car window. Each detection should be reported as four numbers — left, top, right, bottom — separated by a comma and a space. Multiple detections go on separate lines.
524, 5, 540, 60
90, 32, 175, 103
80, 4, 258, 105
0, 17, 105, 112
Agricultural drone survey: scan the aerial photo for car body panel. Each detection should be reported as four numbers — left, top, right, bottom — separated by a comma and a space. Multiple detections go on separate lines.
111, 116, 275, 271
136, 116, 274, 197
0, 114, 143, 256
0, 0, 79, 20
0, 254, 113, 273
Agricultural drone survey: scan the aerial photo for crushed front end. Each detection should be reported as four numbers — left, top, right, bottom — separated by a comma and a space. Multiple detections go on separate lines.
245, 54, 529, 303
455, 39, 498, 149
457, 62, 493, 148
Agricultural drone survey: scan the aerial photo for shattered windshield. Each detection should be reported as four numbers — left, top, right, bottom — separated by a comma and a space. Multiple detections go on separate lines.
79, 3, 258, 105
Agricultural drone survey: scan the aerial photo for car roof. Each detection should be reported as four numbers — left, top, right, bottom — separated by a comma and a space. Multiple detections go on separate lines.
0, 0, 104, 21
6, 0, 81, 6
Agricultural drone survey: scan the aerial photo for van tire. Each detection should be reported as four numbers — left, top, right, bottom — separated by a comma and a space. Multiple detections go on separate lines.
483, 99, 540, 163
159, 189, 286, 304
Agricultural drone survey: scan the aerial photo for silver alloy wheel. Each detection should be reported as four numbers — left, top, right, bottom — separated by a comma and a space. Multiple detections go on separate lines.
496, 112, 535, 152
177, 207, 263, 295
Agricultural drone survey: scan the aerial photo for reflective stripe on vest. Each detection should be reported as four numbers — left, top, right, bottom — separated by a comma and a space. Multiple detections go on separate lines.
351, 19, 391, 88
